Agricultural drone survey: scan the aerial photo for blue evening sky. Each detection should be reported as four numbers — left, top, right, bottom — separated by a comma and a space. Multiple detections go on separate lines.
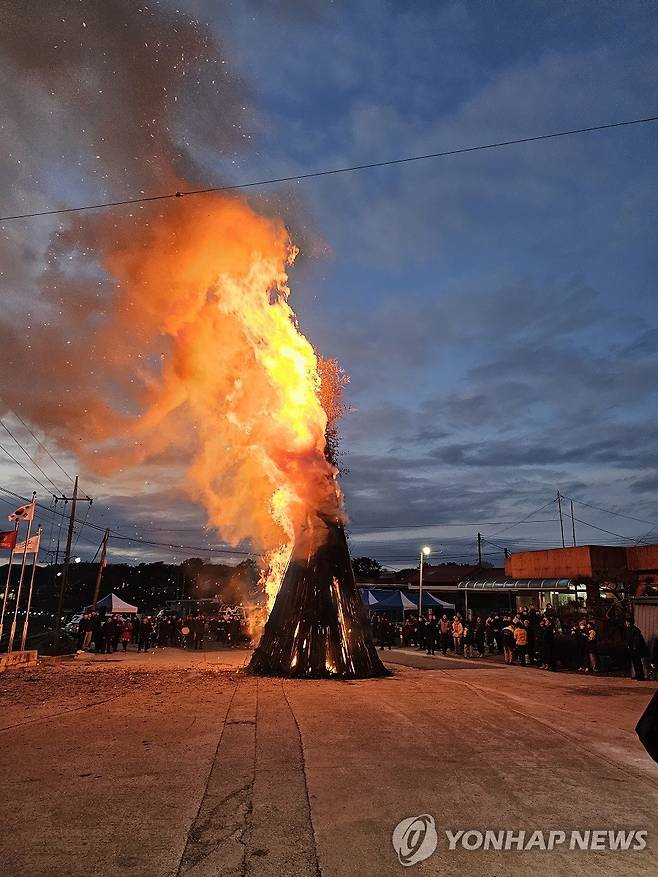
1, 0, 656, 567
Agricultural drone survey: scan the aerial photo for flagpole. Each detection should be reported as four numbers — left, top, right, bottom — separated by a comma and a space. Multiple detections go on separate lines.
20, 527, 41, 652
8, 494, 36, 653
0, 520, 19, 643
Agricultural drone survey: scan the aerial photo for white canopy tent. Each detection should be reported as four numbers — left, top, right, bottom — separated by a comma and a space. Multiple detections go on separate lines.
85, 592, 138, 613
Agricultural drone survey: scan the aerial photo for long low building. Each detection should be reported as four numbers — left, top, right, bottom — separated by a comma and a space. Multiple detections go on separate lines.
505, 544, 658, 588
359, 545, 658, 616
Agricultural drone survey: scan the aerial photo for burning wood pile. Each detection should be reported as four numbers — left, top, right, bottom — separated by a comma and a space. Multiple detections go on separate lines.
3, 6, 387, 681
249, 518, 387, 678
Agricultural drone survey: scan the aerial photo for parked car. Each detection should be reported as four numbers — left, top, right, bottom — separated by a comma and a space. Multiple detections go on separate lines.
64, 613, 83, 637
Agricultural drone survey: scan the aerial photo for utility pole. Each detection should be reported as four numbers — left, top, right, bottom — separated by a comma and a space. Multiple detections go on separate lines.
477, 532, 482, 566
418, 546, 430, 618
91, 528, 110, 610
556, 490, 565, 548
570, 499, 577, 547
54, 477, 92, 641
55, 476, 78, 639
50, 536, 61, 592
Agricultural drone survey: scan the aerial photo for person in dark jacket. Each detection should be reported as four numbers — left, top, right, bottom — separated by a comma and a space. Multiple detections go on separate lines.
193, 615, 205, 650
492, 615, 503, 654
158, 617, 171, 646
76, 615, 87, 650
540, 617, 556, 671
131, 615, 141, 645
101, 615, 115, 654
111, 616, 122, 652
485, 615, 495, 655
79, 613, 94, 651
370, 613, 380, 644
415, 616, 426, 651
229, 615, 241, 648
463, 619, 475, 658
378, 616, 393, 651
425, 613, 437, 655
92, 612, 104, 653
138, 616, 153, 652
573, 621, 589, 672
625, 619, 648, 680
650, 627, 658, 680
586, 622, 600, 673
524, 619, 537, 665
474, 617, 486, 658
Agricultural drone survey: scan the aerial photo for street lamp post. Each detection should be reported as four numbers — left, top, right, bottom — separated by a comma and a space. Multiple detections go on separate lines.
418, 546, 431, 618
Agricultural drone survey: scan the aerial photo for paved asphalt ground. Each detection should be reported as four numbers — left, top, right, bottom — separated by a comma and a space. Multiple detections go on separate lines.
0, 646, 656, 876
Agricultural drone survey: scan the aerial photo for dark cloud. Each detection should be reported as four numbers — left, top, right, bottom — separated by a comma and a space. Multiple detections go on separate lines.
430, 427, 656, 469
1, 1, 656, 569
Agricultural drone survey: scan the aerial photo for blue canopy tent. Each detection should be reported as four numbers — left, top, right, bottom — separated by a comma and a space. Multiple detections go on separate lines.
360, 589, 384, 608
359, 588, 455, 612
423, 592, 456, 611
360, 588, 400, 608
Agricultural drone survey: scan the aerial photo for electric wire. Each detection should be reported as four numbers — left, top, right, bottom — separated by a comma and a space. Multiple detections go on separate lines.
571, 514, 650, 545
483, 498, 557, 540
1, 115, 656, 223
0, 418, 63, 495
9, 409, 76, 485
0, 445, 54, 495
561, 493, 657, 528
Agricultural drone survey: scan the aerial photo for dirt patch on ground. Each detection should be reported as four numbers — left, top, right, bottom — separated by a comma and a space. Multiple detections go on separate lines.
0, 663, 237, 730
563, 685, 643, 697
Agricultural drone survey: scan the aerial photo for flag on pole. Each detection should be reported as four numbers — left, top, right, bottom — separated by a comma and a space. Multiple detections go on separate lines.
15, 533, 41, 554
0, 530, 17, 550
8, 500, 35, 522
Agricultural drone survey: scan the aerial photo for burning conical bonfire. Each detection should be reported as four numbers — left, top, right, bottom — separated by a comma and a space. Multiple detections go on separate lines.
250, 516, 387, 679
0, 3, 385, 679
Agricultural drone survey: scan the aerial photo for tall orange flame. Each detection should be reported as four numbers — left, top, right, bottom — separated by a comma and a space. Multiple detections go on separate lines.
61, 195, 344, 608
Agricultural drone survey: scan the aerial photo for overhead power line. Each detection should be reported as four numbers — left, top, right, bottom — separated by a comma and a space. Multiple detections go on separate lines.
0, 484, 253, 557
0, 418, 63, 495
484, 498, 557, 539
0, 445, 54, 495
71, 502, 91, 553
571, 514, 650, 545
348, 518, 558, 531
561, 493, 657, 528
9, 409, 76, 485
1, 115, 656, 223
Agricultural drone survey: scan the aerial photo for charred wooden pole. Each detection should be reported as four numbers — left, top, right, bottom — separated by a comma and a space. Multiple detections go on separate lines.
249, 518, 388, 679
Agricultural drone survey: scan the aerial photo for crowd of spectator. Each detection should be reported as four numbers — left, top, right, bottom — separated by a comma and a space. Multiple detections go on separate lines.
370, 607, 657, 679
74, 607, 250, 653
